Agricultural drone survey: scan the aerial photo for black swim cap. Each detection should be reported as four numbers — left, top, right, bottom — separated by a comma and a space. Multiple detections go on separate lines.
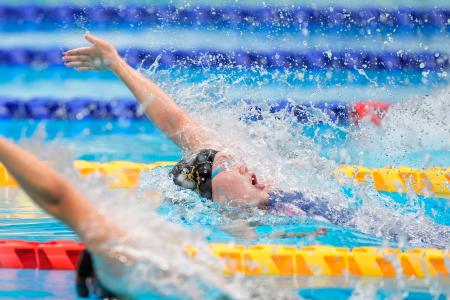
170, 149, 218, 199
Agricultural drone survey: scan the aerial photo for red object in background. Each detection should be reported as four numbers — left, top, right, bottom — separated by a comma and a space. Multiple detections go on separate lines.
351, 101, 391, 126
0, 240, 84, 270
38, 240, 85, 270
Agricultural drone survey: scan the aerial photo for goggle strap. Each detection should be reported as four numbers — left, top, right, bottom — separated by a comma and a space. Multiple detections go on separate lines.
211, 167, 223, 179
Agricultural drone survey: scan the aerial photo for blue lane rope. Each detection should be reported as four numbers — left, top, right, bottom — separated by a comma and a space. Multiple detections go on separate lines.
0, 98, 352, 124
0, 6, 449, 30
0, 48, 448, 70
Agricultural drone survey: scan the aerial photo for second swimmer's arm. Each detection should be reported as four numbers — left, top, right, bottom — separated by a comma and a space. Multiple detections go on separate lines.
64, 34, 207, 152
0, 137, 120, 250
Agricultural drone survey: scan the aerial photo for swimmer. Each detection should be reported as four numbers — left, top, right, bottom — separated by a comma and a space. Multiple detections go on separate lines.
62, 34, 345, 222
63, 34, 271, 206
0, 137, 121, 298
0, 134, 336, 298
0, 34, 336, 299
0, 34, 348, 299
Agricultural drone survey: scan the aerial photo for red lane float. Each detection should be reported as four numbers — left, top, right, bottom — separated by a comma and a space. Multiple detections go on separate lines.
0, 240, 84, 270
351, 101, 392, 126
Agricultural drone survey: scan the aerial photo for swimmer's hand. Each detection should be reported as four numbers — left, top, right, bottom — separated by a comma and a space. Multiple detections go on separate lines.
220, 220, 258, 239
268, 227, 328, 239
63, 34, 120, 71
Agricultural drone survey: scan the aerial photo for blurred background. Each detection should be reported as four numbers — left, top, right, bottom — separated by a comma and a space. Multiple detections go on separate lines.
1, 0, 449, 165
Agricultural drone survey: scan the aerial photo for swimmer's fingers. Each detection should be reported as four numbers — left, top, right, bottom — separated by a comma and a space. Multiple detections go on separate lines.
315, 228, 328, 236
76, 66, 96, 71
66, 61, 95, 70
62, 55, 91, 63
85, 33, 104, 46
64, 61, 89, 67
268, 229, 329, 239
64, 47, 94, 56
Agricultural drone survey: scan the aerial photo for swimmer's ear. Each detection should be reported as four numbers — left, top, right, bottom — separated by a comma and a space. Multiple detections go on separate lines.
84, 34, 100, 45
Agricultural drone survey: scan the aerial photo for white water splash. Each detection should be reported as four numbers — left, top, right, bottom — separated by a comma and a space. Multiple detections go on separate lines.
140, 63, 449, 249
17, 138, 299, 299
347, 87, 450, 167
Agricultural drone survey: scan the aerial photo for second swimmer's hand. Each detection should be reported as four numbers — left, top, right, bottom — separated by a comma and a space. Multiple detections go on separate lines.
63, 34, 121, 71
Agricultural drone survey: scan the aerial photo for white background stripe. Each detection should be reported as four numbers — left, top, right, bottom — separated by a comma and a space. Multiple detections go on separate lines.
0, 30, 448, 53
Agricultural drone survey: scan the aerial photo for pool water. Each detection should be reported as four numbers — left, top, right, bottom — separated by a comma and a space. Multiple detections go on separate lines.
0, 269, 447, 300
1, 117, 449, 167
0, 1, 449, 299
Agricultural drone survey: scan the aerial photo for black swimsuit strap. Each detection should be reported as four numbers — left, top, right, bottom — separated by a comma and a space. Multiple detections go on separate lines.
76, 250, 118, 299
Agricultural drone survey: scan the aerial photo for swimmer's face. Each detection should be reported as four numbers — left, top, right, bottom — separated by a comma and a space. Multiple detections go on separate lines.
211, 152, 270, 207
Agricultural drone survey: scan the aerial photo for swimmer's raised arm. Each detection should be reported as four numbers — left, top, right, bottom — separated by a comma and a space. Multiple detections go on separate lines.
0, 137, 120, 250
63, 34, 207, 153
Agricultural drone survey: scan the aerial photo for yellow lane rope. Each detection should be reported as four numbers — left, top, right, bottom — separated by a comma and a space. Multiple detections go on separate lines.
337, 165, 449, 197
199, 244, 449, 278
0, 161, 448, 196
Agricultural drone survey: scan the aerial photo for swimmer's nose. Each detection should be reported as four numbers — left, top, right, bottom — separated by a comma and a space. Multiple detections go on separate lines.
238, 165, 248, 174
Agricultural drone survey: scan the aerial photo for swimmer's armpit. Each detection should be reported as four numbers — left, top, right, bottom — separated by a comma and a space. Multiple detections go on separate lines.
268, 228, 328, 239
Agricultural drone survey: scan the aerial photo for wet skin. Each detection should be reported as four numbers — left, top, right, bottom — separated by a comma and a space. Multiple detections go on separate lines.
211, 151, 272, 207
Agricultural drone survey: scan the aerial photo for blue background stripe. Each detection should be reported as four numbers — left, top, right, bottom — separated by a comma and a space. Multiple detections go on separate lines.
0, 5, 449, 30
0, 48, 448, 70
0, 97, 352, 124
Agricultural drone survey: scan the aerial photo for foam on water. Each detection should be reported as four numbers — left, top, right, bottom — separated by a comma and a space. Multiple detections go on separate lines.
8, 142, 444, 299
139, 62, 449, 249
16, 138, 298, 299
347, 88, 450, 167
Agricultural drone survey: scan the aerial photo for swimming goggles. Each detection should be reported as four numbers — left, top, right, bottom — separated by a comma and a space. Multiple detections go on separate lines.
211, 158, 238, 179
